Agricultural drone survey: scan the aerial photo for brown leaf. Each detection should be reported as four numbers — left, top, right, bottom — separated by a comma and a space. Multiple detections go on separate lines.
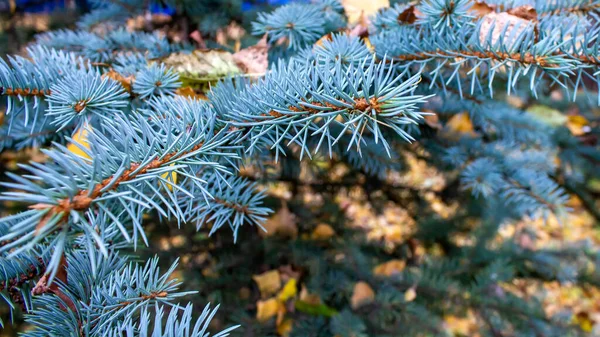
351, 281, 375, 309
469, 1, 496, 17
102, 70, 133, 93
259, 203, 298, 239
233, 36, 268, 75
175, 87, 208, 100
507, 5, 538, 21
423, 113, 442, 130
398, 5, 418, 24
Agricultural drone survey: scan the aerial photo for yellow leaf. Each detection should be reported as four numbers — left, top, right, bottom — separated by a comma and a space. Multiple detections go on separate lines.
573, 312, 594, 332
256, 298, 280, 322
278, 278, 297, 302
373, 259, 406, 276
566, 115, 590, 136
311, 224, 335, 240
446, 113, 475, 135
277, 318, 293, 337
341, 0, 390, 24
253, 270, 282, 298
67, 126, 91, 160
160, 164, 178, 192
350, 281, 375, 309
404, 287, 417, 302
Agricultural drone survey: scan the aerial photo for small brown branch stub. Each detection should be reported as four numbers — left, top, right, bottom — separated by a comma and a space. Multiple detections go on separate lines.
1, 87, 51, 97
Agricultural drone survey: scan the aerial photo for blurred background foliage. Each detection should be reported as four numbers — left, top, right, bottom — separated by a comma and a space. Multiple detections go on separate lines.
1, 1, 600, 337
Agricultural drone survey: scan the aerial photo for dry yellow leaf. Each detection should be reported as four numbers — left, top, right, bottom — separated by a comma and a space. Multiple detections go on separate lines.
350, 281, 375, 309
404, 287, 417, 302
67, 125, 91, 160
253, 270, 282, 298
566, 115, 590, 136
160, 164, 178, 192
446, 112, 475, 135
278, 278, 297, 302
373, 259, 406, 276
311, 224, 336, 240
341, 0, 390, 24
256, 298, 280, 322
277, 318, 294, 337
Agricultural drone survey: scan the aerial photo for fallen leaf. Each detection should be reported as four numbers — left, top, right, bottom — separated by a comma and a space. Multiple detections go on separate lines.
424, 113, 442, 130
526, 105, 568, 127
469, 1, 496, 17
295, 300, 338, 317
566, 115, 590, 136
507, 5, 538, 21
341, 0, 390, 24
175, 86, 208, 100
277, 318, 293, 337
398, 5, 418, 24
373, 259, 406, 276
102, 70, 133, 93
404, 287, 417, 302
478, 12, 530, 47
161, 49, 242, 91
259, 203, 298, 239
256, 298, 281, 322
67, 125, 91, 160
278, 278, 297, 302
311, 223, 336, 240
253, 270, 282, 298
573, 312, 594, 332
446, 113, 475, 135
233, 36, 268, 76
351, 281, 375, 309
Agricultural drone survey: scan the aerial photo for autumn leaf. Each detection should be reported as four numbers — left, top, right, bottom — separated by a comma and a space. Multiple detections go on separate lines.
566, 115, 590, 136
278, 278, 297, 302
311, 223, 336, 240
233, 36, 268, 76
373, 259, 406, 276
404, 287, 417, 302
256, 298, 281, 322
160, 164, 177, 192
277, 318, 293, 337
260, 203, 298, 239
253, 270, 282, 298
67, 125, 92, 160
351, 281, 375, 309
446, 113, 475, 135
341, 0, 389, 24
